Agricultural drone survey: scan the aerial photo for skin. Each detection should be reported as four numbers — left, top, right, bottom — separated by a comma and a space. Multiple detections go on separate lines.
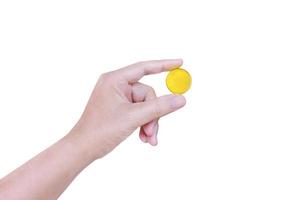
0, 59, 186, 200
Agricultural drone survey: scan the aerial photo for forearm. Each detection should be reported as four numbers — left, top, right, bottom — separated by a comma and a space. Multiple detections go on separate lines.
0, 130, 96, 200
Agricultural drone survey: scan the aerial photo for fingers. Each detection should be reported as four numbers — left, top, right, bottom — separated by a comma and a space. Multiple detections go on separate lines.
139, 122, 159, 146
113, 59, 183, 83
132, 82, 159, 145
131, 94, 186, 127
131, 82, 156, 103
142, 119, 157, 137
139, 128, 148, 143
147, 123, 159, 146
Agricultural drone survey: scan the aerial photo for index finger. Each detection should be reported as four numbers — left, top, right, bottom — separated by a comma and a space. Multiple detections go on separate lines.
114, 59, 183, 83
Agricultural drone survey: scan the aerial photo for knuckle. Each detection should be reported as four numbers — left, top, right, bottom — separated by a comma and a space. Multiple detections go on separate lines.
148, 86, 155, 93
152, 101, 162, 118
98, 72, 114, 83
148, 86, 156, 96
135, 61, 145, 66
160, 63, 166, 71
123, 107, 139, 130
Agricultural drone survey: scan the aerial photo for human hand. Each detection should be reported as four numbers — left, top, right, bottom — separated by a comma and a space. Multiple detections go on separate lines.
0, 59, 186, 200
70, 59, 186, 159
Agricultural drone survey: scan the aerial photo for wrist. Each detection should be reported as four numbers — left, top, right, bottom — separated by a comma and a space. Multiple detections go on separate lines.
64, 128, 98, 164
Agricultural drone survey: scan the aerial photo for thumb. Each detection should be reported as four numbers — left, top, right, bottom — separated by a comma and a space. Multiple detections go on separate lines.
131, 94, 186, 126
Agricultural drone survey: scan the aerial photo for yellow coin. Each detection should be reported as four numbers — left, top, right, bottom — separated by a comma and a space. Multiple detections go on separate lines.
166, 68, 192, 94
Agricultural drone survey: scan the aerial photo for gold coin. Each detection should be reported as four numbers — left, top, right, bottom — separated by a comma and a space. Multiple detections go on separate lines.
166, 68, 191, 94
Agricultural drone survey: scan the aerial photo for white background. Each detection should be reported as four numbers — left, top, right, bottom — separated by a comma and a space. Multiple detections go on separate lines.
0, 0, 300, 199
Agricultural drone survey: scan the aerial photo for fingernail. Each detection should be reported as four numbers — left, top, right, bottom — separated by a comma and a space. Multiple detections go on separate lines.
170, 95, 186, 109
149, 135, 158, 146
152, 123, 158, 134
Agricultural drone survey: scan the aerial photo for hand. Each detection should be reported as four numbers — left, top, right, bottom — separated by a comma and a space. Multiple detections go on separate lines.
0, 59, 186, 200
70, 59, 186, 159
